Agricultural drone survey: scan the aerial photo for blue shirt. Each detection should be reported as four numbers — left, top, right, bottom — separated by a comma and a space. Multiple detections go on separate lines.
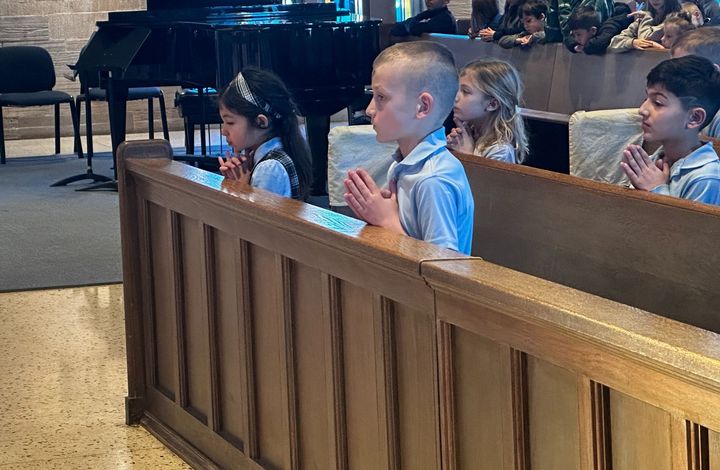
387, 128, 475, 254
650, 142, 720, 206
250, 137, 291, 198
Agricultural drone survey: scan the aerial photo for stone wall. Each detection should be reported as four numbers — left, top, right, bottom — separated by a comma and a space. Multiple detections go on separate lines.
0, 0, 184, 141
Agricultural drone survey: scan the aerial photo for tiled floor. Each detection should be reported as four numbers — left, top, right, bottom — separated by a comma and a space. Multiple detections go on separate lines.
0, 285, 192, 469
0, 131, 206, 469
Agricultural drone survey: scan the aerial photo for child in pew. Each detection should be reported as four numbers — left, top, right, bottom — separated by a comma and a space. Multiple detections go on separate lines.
468, 0, 503, 38
447, 60, 528, 164
681, 1, 704, 26
660, 12, 696, 48
390, 0, 458, 37
608, 0, 681, 52
620, 56, 720, 205
671, 28, 720, 137
567, 4, 633, 53
498, 0, 549, 48
217, 67, 312, 201
343, 41, 474, 254
478, 0, 524, 41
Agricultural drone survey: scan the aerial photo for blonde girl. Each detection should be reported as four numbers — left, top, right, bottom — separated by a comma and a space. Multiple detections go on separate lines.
448, 59, 528, 164
608, 0, 682, 51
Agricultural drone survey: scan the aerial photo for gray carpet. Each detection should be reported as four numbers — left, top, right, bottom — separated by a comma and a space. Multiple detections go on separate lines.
0, 152, 122, 292
0, 150, 331, 293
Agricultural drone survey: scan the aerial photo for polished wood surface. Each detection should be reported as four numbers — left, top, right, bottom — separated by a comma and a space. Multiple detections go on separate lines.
458, 152, 720, 333
118, 140, 720, 469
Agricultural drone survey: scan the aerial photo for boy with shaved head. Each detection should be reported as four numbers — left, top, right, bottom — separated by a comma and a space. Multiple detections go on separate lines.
343, 41, 474, 254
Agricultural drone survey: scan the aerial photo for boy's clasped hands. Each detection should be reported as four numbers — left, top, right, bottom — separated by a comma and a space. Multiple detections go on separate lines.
344, 169, 406, 235
218, 151, 252, 185
621, 144, 670, 190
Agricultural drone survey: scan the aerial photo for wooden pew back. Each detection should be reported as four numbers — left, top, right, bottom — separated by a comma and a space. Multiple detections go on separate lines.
118, 140, 720, 470
421, 35, 670, 115
460, 153, 720, 333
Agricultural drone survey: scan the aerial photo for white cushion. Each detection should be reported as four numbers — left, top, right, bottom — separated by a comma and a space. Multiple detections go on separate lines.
327, 125, 397, 207
569, 108, 643, 186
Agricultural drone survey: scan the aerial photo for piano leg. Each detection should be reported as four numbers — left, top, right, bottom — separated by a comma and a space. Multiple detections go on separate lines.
305, 114, 329, 196
78, 77, 128, 192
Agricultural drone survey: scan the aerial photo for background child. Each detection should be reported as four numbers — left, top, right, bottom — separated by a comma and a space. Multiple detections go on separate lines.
343, 41, 474, 254
448, 60, 528, 164
217, 67, 311, 200
660, 12, 696, 48
567, 3, 633, 53
621, 56, 720, 205
478, 0, 524, 41
609, 0, 681, 51
498, 0, 549, 47
681, 1, 704, 25
544, 0, 615, 44
469, 0, 503, 38
390, 0, 457, 37
671, 27, 720, 136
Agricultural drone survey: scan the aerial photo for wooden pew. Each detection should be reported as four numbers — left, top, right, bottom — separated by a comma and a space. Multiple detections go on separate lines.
421, 35, 670, 115
417, 35, 670, 172
119, 140, 720, 470
459, 152, 720, 333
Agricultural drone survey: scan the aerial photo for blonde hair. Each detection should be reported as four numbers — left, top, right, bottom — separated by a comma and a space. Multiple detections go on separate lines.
460, 59, 528, 162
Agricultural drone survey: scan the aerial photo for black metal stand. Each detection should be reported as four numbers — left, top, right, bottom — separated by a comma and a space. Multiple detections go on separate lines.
305, 114, 330, 196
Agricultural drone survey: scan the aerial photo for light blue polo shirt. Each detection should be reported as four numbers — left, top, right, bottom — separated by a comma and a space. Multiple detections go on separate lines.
250, 137, 291, 197
650, 142, 720, 206
387, 128, 474, 254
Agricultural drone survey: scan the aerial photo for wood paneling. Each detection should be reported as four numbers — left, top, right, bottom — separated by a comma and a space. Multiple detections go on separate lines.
708, 431, 720, 470
291, 261, 333, 470
610, 390, 672, 470
208, 229, 250, 450
177, 216, 211, 424
340, 283, 389, 470
393, 302, 439, 470
527, 357, 580, 470
118, 143, 720, 470
147, 202, 178, 401
447, 325, 513, 470
249, 246, 293, 469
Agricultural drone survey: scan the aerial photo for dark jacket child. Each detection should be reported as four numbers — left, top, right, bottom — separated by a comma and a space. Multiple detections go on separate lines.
544, 0, 614, 43
390, 0, 458, 36
469, 0, 503, 37
567, 3, 632, 53
499, 0, 549, 47
477, 0, 525, 41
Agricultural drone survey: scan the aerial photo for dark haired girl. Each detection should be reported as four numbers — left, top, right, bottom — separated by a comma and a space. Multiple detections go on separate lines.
217, 67, 311, 200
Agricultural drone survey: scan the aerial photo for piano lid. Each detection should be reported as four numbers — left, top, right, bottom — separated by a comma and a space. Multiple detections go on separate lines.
146, 0, 281, 9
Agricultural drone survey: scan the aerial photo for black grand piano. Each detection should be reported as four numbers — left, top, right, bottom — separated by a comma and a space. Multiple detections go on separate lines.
75, 0, 381, 194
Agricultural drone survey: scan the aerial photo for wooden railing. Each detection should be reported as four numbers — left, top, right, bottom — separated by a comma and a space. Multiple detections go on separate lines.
118, 140, 720, 469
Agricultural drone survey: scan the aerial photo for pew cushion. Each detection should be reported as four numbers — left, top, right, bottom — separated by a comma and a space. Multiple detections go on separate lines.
328, 124, 397, 207
569, 108, 642, 186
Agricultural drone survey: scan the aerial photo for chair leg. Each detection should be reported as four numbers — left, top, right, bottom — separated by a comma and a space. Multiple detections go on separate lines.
159, 92, 169, 141
147, 97, 155, 139
54, 103, 61, 154
69, 100, 83, 159
186, 118, 195, 155
85, 97, 94, 162
0, 106, 5, 164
